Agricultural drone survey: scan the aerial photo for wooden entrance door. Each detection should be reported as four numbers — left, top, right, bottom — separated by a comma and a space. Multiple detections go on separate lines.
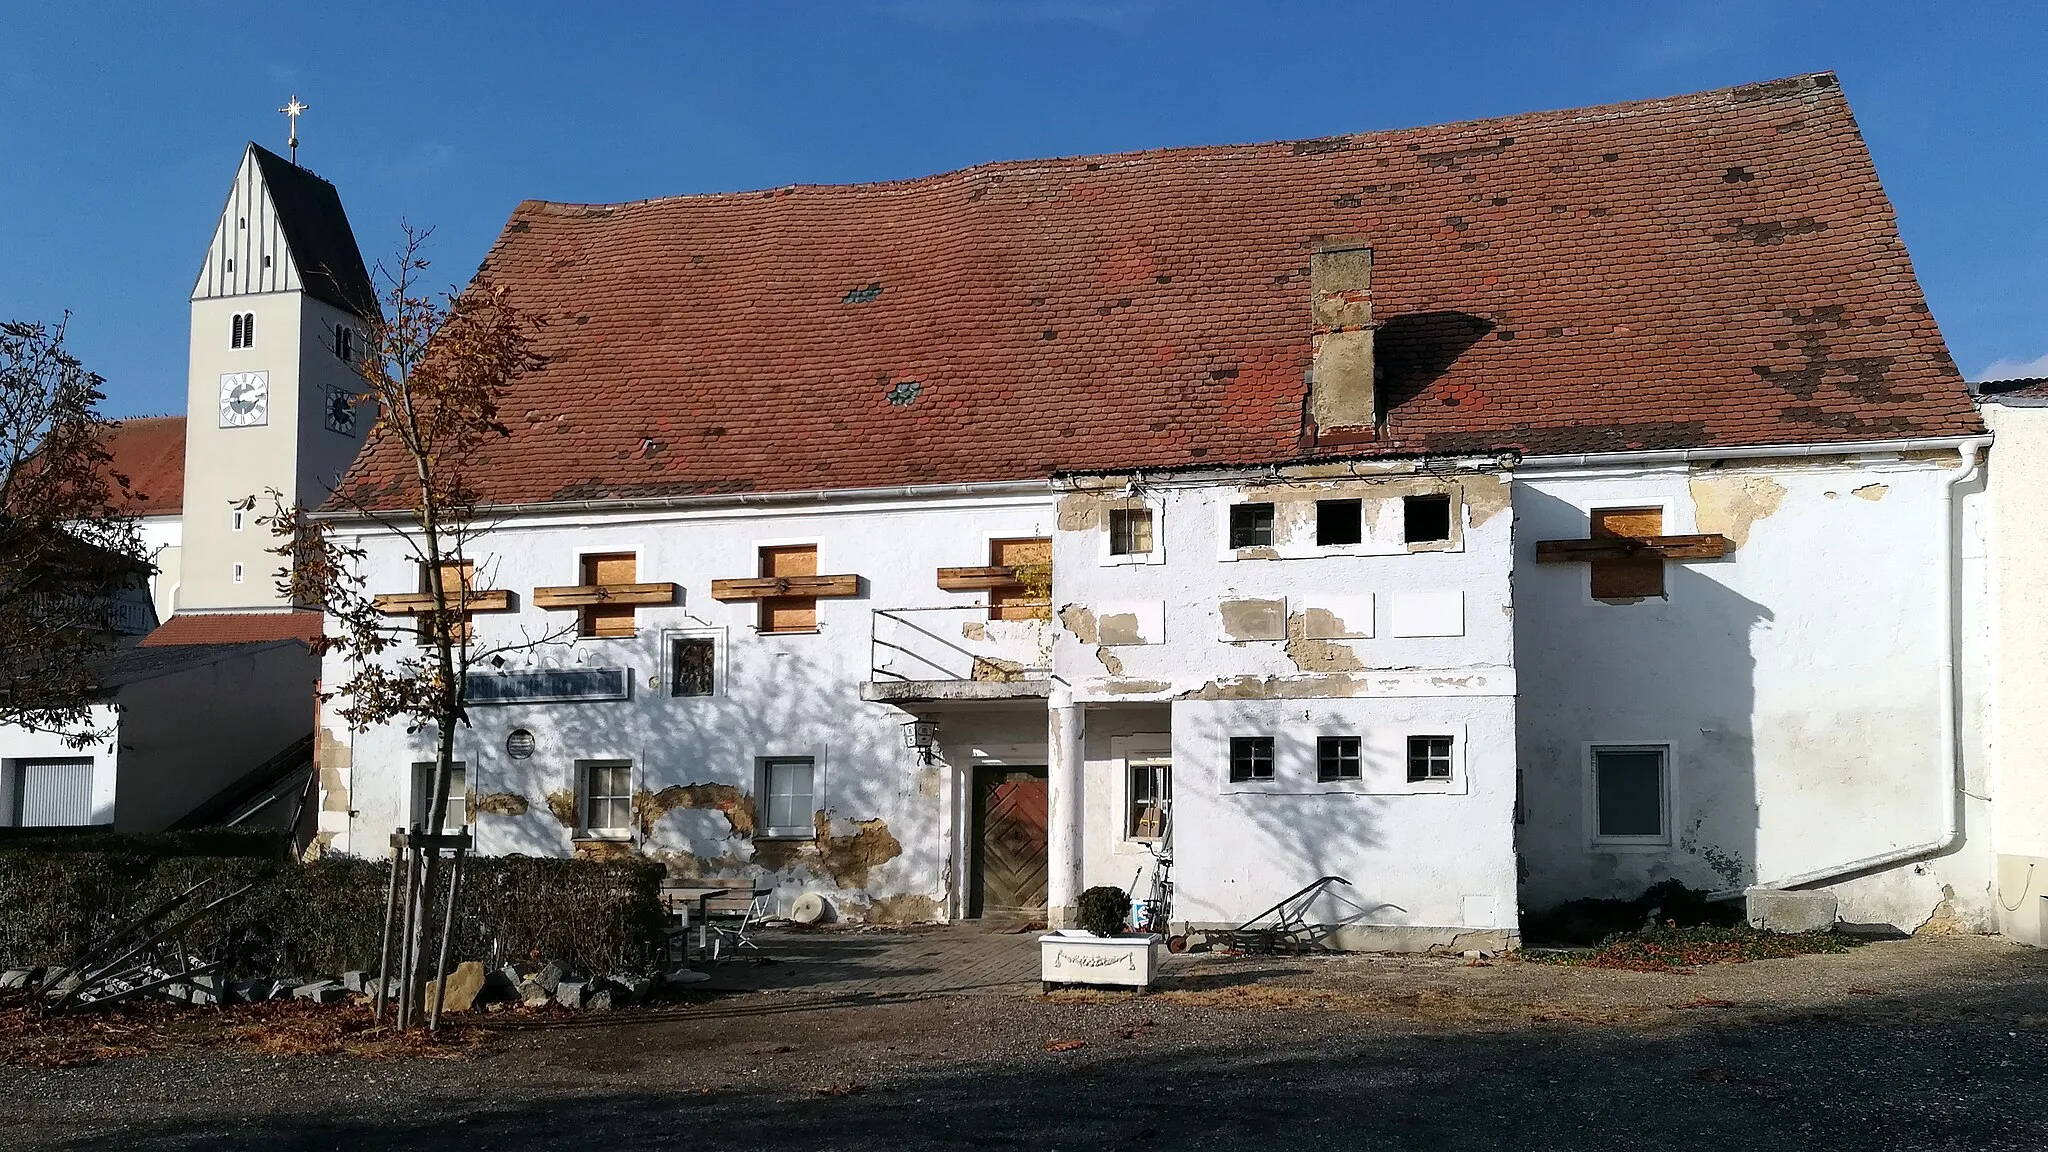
970, 766, 1049, 919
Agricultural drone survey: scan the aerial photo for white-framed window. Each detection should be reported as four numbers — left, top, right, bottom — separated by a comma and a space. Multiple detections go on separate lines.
580, 760, 634, 837
7, 758, 94, 827
411, 761, 467, 833
1109, 507, 1154, 556
1227, 502, 1274, 549
1127, 758, 1170, 841
759, 757, 817, 839
1406, 735, 1454, 782
1227, 736, 1274, 783
1591, 744, 1670, 845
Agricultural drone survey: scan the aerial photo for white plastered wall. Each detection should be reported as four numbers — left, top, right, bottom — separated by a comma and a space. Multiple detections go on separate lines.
1984, 402, 2048, 945
1513, 453, 1994, 933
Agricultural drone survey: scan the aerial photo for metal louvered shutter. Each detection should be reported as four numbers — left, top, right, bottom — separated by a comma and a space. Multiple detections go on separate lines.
16, 759, 94, 827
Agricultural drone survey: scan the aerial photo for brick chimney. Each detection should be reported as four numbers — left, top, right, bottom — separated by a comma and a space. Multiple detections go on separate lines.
1309, 241, 1376, 431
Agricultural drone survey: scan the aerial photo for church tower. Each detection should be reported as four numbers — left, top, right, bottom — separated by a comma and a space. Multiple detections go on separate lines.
179, 142, 375, 613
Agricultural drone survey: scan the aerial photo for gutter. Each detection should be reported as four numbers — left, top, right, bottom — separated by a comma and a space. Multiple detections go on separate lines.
311, 478, 1051, 523
1716, 435, 1993, 898
1516, 434, 1987, 473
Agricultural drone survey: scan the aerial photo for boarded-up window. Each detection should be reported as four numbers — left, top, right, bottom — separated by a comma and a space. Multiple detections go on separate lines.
580, 553, 638, 638
759, 545, 818, 633
988, 537, 1051, 621
418, 560, 475, 646
1589, 507, 1665, 599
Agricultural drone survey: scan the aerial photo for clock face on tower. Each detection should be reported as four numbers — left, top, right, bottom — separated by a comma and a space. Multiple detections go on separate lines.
218, 371, 269, 428
324, 385, 357, 435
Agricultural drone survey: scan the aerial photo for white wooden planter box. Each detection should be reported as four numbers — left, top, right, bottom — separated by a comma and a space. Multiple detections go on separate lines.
1040, 930, 1162, 990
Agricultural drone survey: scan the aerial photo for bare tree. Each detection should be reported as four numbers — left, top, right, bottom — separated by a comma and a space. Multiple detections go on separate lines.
0, 317, 148, 742
270, 225, 554, 1026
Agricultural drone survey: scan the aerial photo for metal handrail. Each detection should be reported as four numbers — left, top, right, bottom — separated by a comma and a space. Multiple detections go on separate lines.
869, 605, 1051, 684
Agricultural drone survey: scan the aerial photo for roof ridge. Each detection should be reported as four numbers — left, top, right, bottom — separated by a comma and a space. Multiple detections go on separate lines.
511, 71, 1843, 215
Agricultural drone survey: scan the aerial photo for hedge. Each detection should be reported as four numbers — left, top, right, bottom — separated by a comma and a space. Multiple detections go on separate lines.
0, 840, 667, 978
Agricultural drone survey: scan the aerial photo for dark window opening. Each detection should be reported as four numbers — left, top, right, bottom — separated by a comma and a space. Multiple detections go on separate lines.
1317, 736, 1362, 781
1228, 737, 1274, 782
336, 325, 354, 363
1595, 747, 1667, 839
1229, 503, 1275, 549
672, 636, 716, 697
1407, 736, 1454, 782
1109, 507, 1155, 556
1317, 499, 1363, 546
1404, 495, 1453, 543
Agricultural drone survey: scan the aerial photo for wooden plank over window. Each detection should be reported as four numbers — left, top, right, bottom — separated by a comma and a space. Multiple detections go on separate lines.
761, 545, 817, 633
1534, 535, 1731, 562
988, 537, 1051, 621
1589, 507, 1665, 599
530, 583, 679, 608
579, 553, 639, 637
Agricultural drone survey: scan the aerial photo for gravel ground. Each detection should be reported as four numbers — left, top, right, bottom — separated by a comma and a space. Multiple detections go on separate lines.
4, 935, 2046, 1151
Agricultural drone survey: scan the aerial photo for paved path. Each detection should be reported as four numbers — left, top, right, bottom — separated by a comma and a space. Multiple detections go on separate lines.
693, 924, 1042, 998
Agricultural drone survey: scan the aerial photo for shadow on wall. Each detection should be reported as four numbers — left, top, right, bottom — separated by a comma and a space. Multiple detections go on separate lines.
433, 639, 919, 921
1512, 485, 1767, 917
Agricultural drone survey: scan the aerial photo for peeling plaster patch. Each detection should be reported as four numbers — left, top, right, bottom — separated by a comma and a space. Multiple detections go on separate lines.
1852, 483, 1889, 502
474, 792, 530, 817
1180, 674, 1372, 700
1285, 613, 1364, 672
1056, 491, 1113, 533
1220, 598, 1287, 642
649, 849, 751, 880
573, 840, 636, 862
1095, 646, 1125, 676
1303, 607, 1364, 640
751, 811, 905, 889
635, 784, 756, 838
1235, 546, 1280, 560
960, 620, 988, 642
317, 728, 352, 813
972, 656, 1027, 682
861, 893, 944, 925
1099, 680, 1173, 695
918, 764, 942, 798
1690, 474, 1787, 548
1097, 612, 1145, 646
1059, 605, 1099, 645
1914, 885, 1965, 936
1460, 473, 1512, 527
545, 791, 578, 828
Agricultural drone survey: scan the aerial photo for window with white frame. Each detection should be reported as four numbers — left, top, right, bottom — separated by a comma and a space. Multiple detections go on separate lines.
760, 757, 816, 838
1108, 506, 1155, 557
1316, 736, 1362, 782
1127, 758, 1170, 841
1228, 737, 1273, 783
1228, 502, 1274, 549
1592, 745, 1669, 844
1406, 735, 1454, 782
411, 762, 467, 833
580, 761, 633, 836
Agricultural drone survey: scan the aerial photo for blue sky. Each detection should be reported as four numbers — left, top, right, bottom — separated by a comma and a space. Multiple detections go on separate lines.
3, 1, 2042, 417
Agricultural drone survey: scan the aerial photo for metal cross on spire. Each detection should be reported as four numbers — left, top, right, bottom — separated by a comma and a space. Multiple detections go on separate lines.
279, 96, 308, 164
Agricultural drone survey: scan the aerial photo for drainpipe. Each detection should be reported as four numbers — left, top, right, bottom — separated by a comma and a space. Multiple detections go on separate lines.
1046, 686, 1085, 928
1737, 436, 1992, 894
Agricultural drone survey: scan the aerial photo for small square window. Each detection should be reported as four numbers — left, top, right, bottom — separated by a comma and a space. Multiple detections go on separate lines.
761, 757, 817, 838
412, 762, 468, 833
1109, 507, 1155, 556
1317, 499, 1363, 546
581, 761, 633, 835
1228, 503, 1274, 549
1228, 736, 1274, 783
1317, 736, 1362, 782
1594, 746, 1668, 841
1127, 759, 1170, 840
1403, 495, 1452, 544
1406, 736, 1454, 782
671, 636, 716, 697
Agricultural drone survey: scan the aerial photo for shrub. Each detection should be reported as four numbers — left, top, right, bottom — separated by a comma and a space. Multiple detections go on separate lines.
1076, 885, 1132, 938
0, 843, 666, 977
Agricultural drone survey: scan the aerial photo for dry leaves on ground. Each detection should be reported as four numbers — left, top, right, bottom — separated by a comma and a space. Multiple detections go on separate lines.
0, 993, 484, 1069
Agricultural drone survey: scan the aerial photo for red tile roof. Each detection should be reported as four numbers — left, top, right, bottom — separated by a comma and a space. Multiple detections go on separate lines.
338, 72, 1981, 508
1981, 378, 2048, 402
98, 416, 186, 515
141, 610, 323, 648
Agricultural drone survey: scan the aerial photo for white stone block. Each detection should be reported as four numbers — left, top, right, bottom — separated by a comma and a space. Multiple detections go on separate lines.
1745, 887, 1838, 934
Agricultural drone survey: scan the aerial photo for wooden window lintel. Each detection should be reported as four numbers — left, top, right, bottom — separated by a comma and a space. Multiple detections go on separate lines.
372, 589, 514, 615
935, 565, 1026, 592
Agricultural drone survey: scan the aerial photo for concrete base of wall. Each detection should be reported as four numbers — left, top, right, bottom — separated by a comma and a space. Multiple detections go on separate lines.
1746, 887, 1839, 934
1996, 855, 2048, 947
1185, 923, 1518, 954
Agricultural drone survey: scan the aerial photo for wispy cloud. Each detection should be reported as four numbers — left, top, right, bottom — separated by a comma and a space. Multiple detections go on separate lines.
873, 0, 1178, 31
266, 64, 300, 87
1979, 351, 2048, 382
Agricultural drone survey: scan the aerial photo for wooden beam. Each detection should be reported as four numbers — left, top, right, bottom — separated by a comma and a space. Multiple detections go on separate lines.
531, 582, 680, 609
710, 574, 861, 602
372, 589, 514, 615
936, 565, 1026, 592
1534, 534, 1733, 563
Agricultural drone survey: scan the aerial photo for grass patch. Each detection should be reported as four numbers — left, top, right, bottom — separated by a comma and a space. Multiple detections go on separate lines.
1535, 923, 1857, 972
